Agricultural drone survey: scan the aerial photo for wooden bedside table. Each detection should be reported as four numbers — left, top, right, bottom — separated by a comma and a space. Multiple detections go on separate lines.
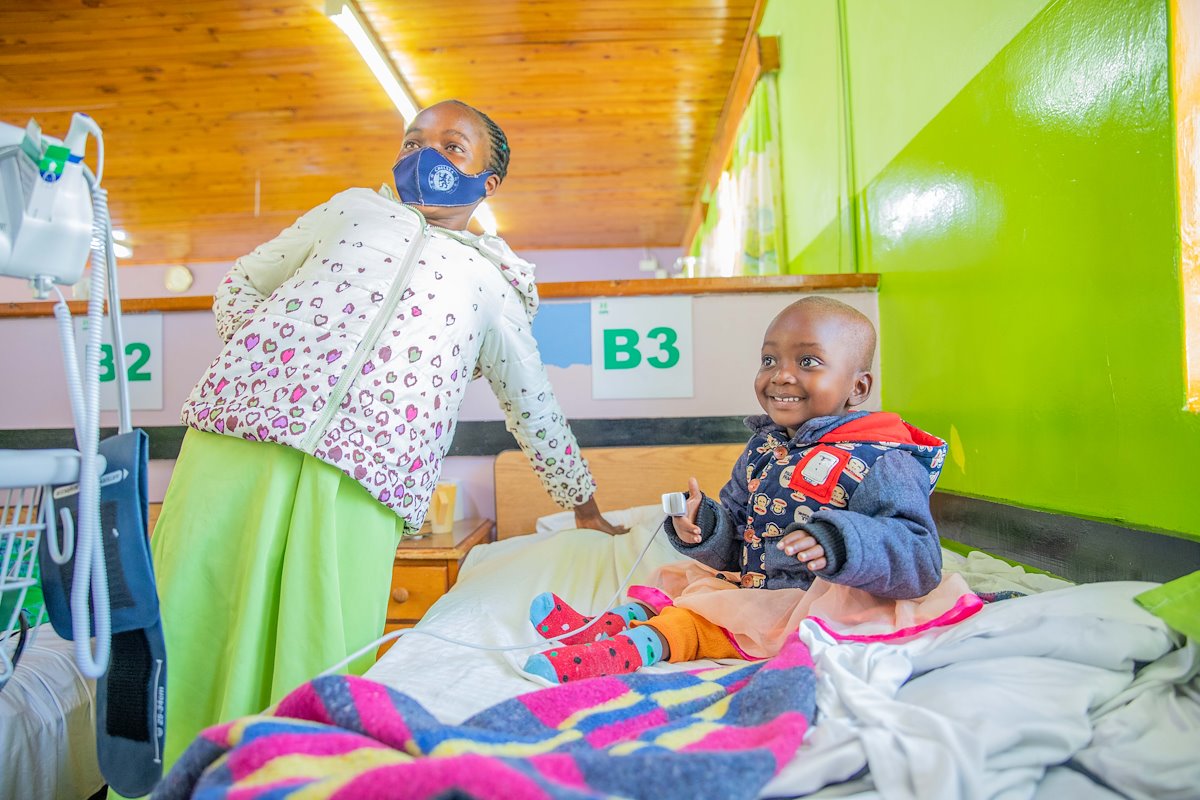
378, 517, 495, 657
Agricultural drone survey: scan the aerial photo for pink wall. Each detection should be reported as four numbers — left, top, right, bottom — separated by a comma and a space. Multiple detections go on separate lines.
2, 289, 878, 527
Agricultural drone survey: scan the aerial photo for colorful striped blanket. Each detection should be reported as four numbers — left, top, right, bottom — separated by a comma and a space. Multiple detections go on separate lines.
152, 634, 815, 800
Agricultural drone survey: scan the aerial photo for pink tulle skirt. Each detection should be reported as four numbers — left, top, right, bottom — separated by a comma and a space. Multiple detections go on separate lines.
629, 562, 981, 659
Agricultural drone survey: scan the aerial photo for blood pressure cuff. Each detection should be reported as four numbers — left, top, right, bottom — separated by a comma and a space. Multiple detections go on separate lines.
41, 429, 165, 796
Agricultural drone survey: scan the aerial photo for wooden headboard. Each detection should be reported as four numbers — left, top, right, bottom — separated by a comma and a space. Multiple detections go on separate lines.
494, 443, 745, 539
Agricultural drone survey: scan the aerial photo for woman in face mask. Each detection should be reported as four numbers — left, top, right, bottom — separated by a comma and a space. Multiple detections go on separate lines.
139, 99, 626, 787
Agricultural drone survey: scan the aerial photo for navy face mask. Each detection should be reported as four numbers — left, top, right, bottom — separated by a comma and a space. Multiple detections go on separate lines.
392, 147, 494, 207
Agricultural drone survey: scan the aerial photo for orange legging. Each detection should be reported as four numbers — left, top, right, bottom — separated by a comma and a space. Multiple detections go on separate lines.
632, 605, 741, 662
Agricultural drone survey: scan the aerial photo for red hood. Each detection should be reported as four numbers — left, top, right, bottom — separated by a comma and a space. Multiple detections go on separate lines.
819, 412, 945, 448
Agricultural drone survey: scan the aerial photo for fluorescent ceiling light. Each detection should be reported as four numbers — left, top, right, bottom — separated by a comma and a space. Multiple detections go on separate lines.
113, 242, 132, 259
325, 1, 419, 122
472, 201, 498, 235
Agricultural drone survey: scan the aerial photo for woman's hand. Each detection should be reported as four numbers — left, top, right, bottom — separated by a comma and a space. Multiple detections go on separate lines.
573, 496, 629, 536
671, 477, 705, 545
777, 529, 828, 572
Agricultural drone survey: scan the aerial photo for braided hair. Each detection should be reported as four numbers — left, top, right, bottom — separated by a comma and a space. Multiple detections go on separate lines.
450, 100, 510, 182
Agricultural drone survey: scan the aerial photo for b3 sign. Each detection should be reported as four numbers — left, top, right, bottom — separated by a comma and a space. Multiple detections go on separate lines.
590, 296, 694, 399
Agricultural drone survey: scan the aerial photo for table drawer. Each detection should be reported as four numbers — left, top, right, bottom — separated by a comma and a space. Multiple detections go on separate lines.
386, 563, 447, 622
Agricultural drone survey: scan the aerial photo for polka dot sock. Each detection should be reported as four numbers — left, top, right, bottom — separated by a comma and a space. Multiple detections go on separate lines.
528, 592, 649, 645
523, 626, 663, 684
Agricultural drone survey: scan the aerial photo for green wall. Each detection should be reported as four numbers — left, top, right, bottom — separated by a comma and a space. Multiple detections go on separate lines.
764, 0, 1200, 539
760, 0, 1051, 274
759, 0, 850, 273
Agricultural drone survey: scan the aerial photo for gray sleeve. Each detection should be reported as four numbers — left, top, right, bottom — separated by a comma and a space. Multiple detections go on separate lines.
803, 450, 943, 599
663, 446, 752, 572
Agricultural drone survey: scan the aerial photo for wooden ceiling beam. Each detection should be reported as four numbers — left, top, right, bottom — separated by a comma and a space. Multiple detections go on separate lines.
1, 1, 758, 259
679, 34, 779, 251
680, 0, 777, 251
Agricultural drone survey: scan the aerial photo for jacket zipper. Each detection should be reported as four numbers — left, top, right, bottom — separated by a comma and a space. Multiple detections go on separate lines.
300, 216, 430, 452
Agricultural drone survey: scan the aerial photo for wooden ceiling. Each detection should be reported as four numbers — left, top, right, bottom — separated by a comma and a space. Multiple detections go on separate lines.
0, 1, 758, 267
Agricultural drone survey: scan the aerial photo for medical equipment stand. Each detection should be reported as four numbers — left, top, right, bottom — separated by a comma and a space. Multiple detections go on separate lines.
0, 113, 130, 690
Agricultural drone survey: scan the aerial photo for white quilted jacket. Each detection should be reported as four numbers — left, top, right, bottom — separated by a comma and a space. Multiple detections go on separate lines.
181, 187, 595, 527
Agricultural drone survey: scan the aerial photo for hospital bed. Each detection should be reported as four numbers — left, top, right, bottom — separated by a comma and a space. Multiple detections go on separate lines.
159, 443, 1199, 799
365, 444, 1200, 799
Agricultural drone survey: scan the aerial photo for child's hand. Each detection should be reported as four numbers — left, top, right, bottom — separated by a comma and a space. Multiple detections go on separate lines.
777, 528, 827, 571
672, 477, 705, 545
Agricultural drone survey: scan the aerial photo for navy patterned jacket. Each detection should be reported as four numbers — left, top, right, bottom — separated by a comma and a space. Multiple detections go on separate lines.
665, 411, 948, 599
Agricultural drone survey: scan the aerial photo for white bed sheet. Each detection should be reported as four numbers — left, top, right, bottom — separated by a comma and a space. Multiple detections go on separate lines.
365, 507, 1200, 800
0, 624, 103, 800
366, 504, 693, 721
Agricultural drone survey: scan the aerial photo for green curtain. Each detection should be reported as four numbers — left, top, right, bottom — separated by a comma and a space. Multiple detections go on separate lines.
695, 73, 786, 276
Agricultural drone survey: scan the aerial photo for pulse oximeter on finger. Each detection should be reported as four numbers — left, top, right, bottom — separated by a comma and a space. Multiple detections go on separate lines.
661, 492, 687, 517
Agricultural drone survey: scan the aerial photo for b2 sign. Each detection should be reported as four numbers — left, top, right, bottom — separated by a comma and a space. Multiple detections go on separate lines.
590, 296, 693, 399
74, 312, 164, 411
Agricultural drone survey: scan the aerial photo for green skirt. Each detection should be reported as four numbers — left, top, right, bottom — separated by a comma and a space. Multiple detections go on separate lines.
147, 429, 403, 779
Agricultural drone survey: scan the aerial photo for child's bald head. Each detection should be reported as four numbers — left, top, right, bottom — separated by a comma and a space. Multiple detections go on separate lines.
768, 297, 876, 372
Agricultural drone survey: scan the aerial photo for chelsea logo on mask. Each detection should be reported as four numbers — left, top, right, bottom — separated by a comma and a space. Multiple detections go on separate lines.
393, 147, 494, 207
428, 164, 459, 193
